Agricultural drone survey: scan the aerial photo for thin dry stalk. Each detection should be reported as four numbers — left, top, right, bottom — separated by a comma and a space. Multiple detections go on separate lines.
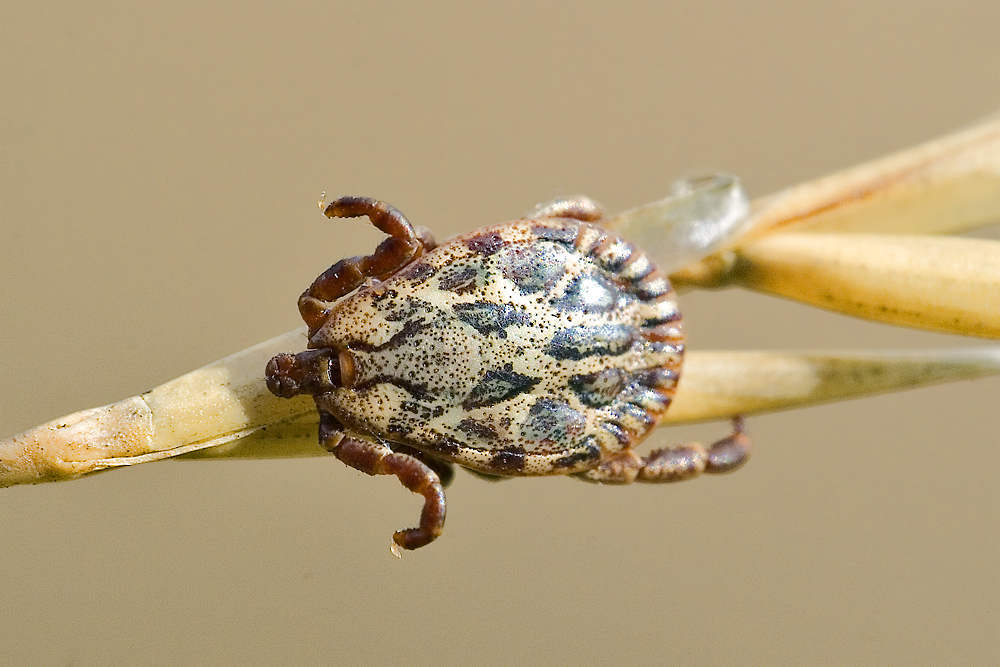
3, 116, 998, 486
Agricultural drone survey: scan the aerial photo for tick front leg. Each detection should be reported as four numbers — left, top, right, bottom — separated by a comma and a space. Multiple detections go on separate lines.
576, 417, 752, 484
319, 412, 446, 551
298, 196, 437, 332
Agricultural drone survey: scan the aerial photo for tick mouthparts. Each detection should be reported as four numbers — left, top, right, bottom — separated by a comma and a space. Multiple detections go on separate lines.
265, 349, 343, 398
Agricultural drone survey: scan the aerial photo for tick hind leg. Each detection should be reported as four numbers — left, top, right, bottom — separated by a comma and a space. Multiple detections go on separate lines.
298, 196, 437, 333
575, 417, 752, 484
319, 411, 446, 552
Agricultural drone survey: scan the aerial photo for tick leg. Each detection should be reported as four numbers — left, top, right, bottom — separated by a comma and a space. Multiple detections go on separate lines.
298, 196, 437, 332
319, 412, 446, 551
390, 443, 456, 489
529, 196, 604, 222
575, 417, 751, 484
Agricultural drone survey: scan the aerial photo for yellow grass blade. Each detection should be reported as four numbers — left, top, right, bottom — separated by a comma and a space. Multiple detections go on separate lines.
3, 336, 996, 481
666, 348, 1000, 423
670, 115, 1000, 296
0, 328, 313, 486
732, 234, 1000, 339
743, 114, 1000, 237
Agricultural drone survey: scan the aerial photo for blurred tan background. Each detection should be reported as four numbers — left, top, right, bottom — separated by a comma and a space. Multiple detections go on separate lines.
2, 2, 998, 665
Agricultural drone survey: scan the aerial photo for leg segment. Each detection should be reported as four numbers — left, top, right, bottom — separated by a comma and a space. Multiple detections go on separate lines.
319, 411, 446, 551
390, 442, 456, 489
575, 417, 751, 484
298, 196, 437, 332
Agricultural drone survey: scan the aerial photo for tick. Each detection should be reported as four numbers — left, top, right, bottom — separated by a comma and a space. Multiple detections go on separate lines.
265, 195, 751, 552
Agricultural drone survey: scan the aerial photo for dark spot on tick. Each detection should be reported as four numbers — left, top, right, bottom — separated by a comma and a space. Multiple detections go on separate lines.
453, 301, 530, 337
386, 421, 412, 436
488, 446, 526, 473
498, 243, 567, 294
405, 261, 437, 284
401, 401, 429, 419
381, 297, 435, 323
569, 368, 631, 407
457, 418, 499, 441
531, 224, 578, 246
463, 368, 541, 410
439, 266, 479, 294
546, 324, 636, 360
464, 233, 504, 256
426, 435, 461, 456
522, 397, 585, 442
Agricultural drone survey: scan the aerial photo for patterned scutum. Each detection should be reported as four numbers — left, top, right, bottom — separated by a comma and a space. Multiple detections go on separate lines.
310, 218, 684, 476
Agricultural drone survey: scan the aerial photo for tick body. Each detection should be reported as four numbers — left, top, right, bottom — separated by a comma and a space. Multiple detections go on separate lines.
266, 196, 751, 551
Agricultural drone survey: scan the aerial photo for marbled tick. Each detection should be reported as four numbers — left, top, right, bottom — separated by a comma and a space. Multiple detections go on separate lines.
266, 196, 751, 552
